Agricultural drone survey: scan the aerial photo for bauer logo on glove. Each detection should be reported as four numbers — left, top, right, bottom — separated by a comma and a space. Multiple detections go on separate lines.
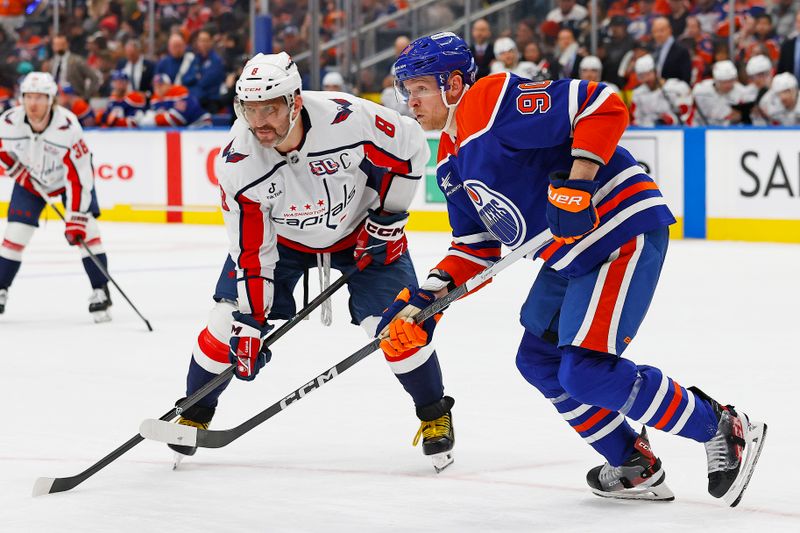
546, 172, 599, 245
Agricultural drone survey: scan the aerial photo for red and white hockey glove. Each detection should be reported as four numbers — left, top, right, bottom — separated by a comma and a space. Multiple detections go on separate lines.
229, 311, 273, 381
64, 211, 89, 245
5, 159, 32, 187
354, 209, 408, 270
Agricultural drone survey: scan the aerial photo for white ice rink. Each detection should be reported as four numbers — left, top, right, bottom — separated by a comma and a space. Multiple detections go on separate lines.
0, 222, 797, 532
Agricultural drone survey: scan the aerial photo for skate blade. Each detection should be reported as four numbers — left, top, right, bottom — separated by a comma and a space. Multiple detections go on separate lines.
172, 452, 185, 470
723, 418, 767, 507
431, 451, 454, 473
91, 310, 112, 323
591, 470, 675, 502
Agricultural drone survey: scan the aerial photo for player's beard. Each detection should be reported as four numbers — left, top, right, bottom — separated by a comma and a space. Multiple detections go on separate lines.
252, 122, 290, 148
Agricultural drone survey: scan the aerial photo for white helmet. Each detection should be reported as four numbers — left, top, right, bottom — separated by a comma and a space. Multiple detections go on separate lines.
662, 78, 691, 100
493, 37, 517, 56
771, 72, 798, 93
745, 55, 772, 77
579, 55, 602, 73
235, 52, 303, 144
712, 60, 738, 82
634, 55, 655, 75
20, 72, 58, 103
322, 71, 345, 89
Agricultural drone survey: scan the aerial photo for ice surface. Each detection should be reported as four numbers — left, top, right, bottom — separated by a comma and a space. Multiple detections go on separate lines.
0, 222, 797, 532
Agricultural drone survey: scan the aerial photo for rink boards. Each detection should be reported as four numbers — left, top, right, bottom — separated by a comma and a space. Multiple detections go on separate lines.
1, 126, 799, 243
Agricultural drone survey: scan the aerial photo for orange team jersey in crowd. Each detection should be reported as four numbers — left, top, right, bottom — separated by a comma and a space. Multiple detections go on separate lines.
67, 97, 95, 128
97, 91, 147, 128
149, 85, 211, 128
0, 0, 27, 17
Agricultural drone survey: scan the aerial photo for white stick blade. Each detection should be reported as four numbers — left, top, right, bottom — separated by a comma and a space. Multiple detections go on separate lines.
32, 477, 56, 497
139, 419, 197, 446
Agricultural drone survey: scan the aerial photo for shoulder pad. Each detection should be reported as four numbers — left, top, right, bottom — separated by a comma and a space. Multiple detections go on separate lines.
166, 86, 189, 99
456, 72, 509, 143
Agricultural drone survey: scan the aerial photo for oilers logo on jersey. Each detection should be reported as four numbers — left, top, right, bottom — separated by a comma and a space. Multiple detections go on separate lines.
464, 180, 527, 248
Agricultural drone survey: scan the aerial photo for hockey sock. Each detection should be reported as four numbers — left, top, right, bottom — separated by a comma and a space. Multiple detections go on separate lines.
517, 331, 637, 466
392, 351, 445, 409
186, 356, 233, 409
0, 257, 22, 289
560, 346, 719, 443
81, 253, 109, 289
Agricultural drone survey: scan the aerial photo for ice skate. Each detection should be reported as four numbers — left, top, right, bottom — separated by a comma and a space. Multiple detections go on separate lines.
413, 396, 455, 473
587, 427, 674, 501
0, 288, 7, 314
691, 387, 767, 507
88, 285, 112, 323
167, 400, 214, 469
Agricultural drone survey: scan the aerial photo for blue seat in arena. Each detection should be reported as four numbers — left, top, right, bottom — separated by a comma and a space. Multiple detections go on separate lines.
211, 114, 233, 127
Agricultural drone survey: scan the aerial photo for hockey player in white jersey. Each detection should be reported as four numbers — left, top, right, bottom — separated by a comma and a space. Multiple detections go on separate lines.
168, 53, 455, 471
630, 56, 691, 126
578, 56, 620, 94
0, 72, 111, 320
743, 55, 773, 125
693, 60, 753, 125
758, 72, 800, 125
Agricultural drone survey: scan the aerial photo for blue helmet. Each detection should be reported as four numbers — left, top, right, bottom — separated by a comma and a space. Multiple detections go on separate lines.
110, 69, 129, 82
393, 32, 476, 101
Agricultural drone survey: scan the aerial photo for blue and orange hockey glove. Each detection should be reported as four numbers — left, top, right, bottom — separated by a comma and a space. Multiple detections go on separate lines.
377, 287, 442, 357
546, 171, 599, 244
354, 209, 409, 270
229, 311, 273, 381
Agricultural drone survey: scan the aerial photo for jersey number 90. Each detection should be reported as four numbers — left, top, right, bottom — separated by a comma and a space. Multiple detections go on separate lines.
516, 81, 551, 115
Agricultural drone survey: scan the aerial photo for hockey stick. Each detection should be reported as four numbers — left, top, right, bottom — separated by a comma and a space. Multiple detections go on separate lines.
32, 265, 357, 496
139, 231, 552, 450
27, 175, 153, 331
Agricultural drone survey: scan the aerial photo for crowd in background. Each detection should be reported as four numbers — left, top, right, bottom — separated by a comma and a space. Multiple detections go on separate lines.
1, 0, 799, 127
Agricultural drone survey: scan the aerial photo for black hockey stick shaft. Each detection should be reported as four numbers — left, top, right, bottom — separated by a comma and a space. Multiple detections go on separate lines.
32, 266, 356, 496
184, 233, 551, 449
28, 175, 153, 330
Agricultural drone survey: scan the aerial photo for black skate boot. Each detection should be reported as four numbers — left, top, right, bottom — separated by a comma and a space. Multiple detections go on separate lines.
0, 288, 7, 314
587, 427, 675, 501
413, 396, 455, 473
88, 285, 112, 323
689, 387, 767, 507
168, 399, 215, 469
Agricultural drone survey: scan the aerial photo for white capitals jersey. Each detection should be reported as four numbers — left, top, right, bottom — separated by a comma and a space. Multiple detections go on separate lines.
216, 90, 429, 321
0, 105, 94, 212
692, 79, 752, 126
631, 82, 690, 126
758, 88, 800, 125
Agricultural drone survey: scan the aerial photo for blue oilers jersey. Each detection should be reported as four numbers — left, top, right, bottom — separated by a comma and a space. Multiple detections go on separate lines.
433, 73, 675, 282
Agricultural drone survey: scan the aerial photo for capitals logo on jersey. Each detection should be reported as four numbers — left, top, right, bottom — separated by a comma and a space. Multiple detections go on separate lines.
464, 180, 527, 248
222, 139, 248, 163
330, 98, 353, 124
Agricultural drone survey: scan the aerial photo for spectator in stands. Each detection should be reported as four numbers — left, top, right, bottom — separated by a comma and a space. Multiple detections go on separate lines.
522, 42, 561, 81
515, 18, 538, 51
322, 71, 345, 92
579, 55, 620, 93
777, 12, 800, 79
155, 33, 198, 91
190, 30, 225, 113
691, 0, 725, 35
117, 39, 155, 95
770, 0, 798, 40
57, 83, 96, 127
652, 17, 692, 83
759, 72, 800, 125
490, 37, 538, 80
137, 73, 210, 128
628, 0, 659, 43
556, 28, 580, 79
0, 0, 27, 41
546, 0, 588, 30
602, 15, 636, 89
470, 18, 495, 81
97, 70, 146, 128
743, 13, 781, 64
744, 55, 774, 125
49, 34, 101, 100
693, 60, 752, 125
666, 0, 689, 37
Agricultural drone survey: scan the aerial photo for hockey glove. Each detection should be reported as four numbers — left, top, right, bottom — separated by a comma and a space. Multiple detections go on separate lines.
229, 311, 274, 381
354, 209, 409, 270
5, 159, 32, 187
377, 287, 442, 357
546, 171, 599, 245
64, 211, 89, 245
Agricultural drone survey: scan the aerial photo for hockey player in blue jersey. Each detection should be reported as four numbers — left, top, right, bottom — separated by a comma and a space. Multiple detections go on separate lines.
97, 70, 147, 128
379, 33, 766, 505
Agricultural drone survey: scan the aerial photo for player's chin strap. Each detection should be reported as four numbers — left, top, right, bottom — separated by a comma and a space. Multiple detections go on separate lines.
440, 83, 469, 134
316, 253, 332, 326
